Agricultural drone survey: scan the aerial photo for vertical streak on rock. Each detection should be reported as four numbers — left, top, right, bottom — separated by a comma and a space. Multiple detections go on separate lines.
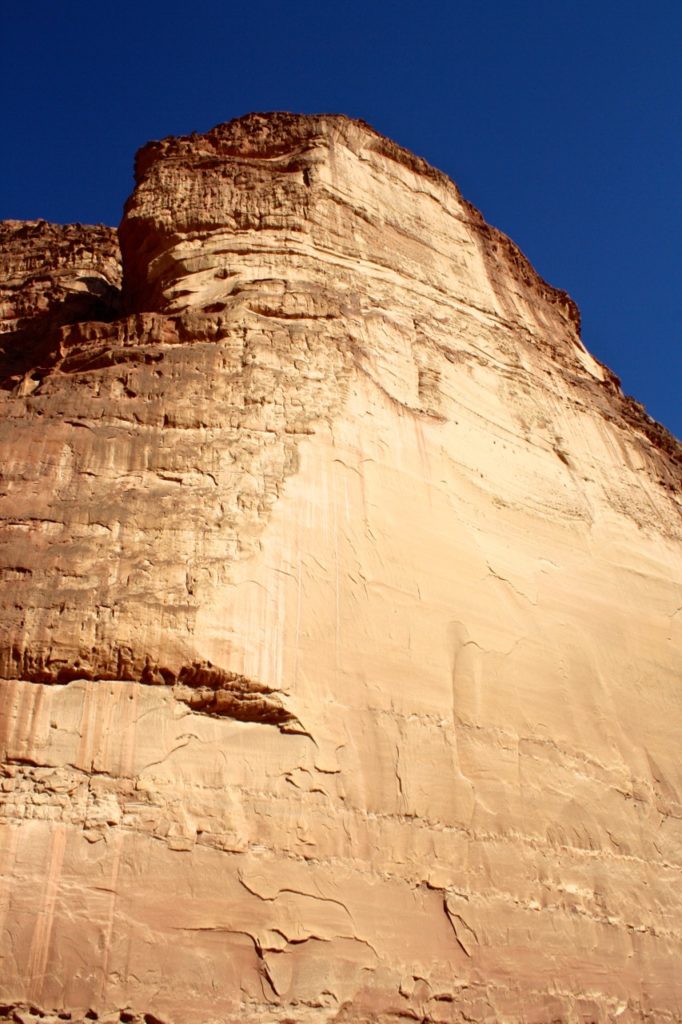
26, 824, 67, 1004
99, 828, 124, 1002
76, 684, 98, 772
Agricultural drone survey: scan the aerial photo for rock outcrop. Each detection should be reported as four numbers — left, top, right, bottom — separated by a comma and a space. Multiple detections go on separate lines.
0, 220, 121, 386
0, 113, 680, 1024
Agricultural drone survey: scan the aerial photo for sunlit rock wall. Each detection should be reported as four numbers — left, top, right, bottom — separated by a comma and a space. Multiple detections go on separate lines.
0, 113, 681, 1024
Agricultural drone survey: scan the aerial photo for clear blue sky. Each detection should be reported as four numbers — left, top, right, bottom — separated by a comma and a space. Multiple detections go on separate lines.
3, 0, 680, 438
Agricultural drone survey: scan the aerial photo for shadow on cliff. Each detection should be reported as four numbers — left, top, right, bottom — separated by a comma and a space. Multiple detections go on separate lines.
0, 278, 121, 388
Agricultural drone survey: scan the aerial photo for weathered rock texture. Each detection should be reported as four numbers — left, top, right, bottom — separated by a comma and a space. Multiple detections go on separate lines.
0, 220, 121, 385
1, 113, 681, 1024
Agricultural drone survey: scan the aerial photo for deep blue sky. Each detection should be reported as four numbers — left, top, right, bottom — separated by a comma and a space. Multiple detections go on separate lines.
3, 0, 680, 437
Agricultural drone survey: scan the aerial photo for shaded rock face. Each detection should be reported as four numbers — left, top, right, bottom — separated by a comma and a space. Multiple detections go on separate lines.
0, 220, 121, 386
0, 112, 681, 1024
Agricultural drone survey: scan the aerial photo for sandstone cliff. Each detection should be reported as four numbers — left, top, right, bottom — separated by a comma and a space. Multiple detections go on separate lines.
0, 113, 680, 1024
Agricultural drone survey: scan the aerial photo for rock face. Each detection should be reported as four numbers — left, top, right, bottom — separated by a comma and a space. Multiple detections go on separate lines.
0, 113, 681, 1024
0, 219, 121, 385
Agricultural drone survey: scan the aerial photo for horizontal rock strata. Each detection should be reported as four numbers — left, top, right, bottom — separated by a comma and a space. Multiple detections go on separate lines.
0, 113, 681, 1024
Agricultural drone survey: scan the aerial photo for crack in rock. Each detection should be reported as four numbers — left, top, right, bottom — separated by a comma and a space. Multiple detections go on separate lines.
2, 652, 306, 732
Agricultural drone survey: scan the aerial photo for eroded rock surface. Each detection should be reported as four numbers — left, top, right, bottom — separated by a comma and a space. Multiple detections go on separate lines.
0, 113, 681, 1024
0, 220, 121, 387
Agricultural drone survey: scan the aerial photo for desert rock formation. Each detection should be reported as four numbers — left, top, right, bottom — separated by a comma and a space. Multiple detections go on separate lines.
0, 113, 681, 1024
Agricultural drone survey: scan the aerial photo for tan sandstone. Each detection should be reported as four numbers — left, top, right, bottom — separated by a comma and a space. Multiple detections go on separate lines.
0, 113, 680, 1024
